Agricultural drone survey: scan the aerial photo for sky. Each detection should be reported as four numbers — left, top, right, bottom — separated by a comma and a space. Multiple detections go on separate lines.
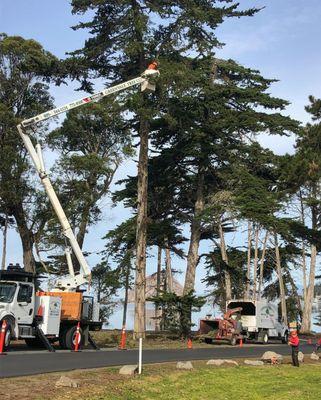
1, 0, 321, 298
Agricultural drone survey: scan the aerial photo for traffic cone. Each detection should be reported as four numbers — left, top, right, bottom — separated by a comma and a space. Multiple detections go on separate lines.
187, 337, 193, 349
239, 338, 243, 348
73, 322, 81, 352
0, 320, 7, 355
119, 326, 127, 350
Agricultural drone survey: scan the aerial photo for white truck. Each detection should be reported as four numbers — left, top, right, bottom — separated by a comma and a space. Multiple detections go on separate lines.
0, 64, 160, 351
226, 299, 289, 344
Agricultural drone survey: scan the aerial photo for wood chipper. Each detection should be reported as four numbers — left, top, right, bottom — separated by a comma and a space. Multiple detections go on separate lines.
198, 307, 243, 346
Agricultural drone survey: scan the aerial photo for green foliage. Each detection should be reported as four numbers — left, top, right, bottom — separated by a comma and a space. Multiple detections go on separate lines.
150, 291, 205, 337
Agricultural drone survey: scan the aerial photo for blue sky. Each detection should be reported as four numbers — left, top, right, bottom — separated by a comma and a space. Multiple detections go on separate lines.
1, 0, 321, 295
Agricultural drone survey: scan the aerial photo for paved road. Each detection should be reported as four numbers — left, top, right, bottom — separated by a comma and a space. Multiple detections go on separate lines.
0, 343, 312, 378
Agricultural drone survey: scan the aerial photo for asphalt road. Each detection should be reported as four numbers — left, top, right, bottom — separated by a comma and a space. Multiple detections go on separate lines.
0, 343, 312, 378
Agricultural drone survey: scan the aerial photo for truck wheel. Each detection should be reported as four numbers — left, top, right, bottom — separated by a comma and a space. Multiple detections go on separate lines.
257, 331, 269, 344
1, 318, 13, 351
229, 336, 237, 346
65, 325, 83, 350
282, 331, 289, 344
59, 327, 68, 349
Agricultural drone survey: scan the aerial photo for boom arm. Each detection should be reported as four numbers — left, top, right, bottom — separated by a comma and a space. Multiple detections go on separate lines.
17, 66, 159, 290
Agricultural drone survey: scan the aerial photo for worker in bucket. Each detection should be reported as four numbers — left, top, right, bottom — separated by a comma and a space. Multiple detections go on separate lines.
288, 330, 300, 367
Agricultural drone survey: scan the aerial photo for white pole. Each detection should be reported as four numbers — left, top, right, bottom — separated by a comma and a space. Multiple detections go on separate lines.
138, 338, 143, 374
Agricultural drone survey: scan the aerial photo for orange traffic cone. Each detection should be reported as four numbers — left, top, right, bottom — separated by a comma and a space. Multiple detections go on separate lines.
239, 338, 243, 348
187, 337, 193, 349
0, 320, 7, 355
73, 322, 81, 352
119, 326, 127, 350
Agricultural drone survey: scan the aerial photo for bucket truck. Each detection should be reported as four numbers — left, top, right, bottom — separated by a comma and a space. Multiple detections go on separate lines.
0, 64, 160, 351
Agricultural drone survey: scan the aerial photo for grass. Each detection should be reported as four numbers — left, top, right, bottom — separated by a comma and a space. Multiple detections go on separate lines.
2, 360, 321, 400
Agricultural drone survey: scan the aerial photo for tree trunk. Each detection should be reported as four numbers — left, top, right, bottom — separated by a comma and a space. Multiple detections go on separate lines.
258, 231, 269, 299
183, 168, 204, 295
301, 244, 317, 332
218, 221, 232, 301
245, 222, 252, 299
122, 258, 131, 329
12, 204, 36, 273
155, 246, 162, 332
253, 226, 259, 300
274, 232, 288, 326
134, 117, 149, 339
299, 190, 307, 303
1, 214, 8, 270
165, 239, 173, 293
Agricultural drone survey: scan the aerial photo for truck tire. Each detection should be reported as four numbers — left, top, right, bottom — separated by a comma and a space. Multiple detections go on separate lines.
258, 331, 269, 344
59, 326, 68, 349
282, 331, 289, 344
229, 336, 237, 346
1, 318, 14, 351
64, 325, 83, 350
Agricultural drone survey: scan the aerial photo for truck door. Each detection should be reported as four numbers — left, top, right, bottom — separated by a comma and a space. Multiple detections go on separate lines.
15, 283, 34, 325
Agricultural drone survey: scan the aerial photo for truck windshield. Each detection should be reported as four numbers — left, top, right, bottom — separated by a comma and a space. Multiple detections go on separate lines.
0, 282, 17, 303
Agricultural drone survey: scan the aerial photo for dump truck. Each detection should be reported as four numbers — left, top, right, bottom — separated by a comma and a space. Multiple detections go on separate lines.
226, 299, 288, 344
198, 307, 244, 346
0, 64, 160, 351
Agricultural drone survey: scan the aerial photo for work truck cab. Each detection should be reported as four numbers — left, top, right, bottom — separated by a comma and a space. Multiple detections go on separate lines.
0, 266, 101, 351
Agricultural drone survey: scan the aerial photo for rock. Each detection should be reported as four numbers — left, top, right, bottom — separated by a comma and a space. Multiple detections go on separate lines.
55, 376, 79, 388
298, 352, 304, 363
261, 351, 283, 364
244, 360, 264, 366
206, 359, 239, 366
206, 359, 225, 366
224, 360, 239, 366
310, 352, 319, 361
119, 365, 138, 375
176, 361, 193, 370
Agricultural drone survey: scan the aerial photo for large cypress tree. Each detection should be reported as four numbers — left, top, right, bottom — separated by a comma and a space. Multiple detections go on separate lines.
70, 0, 259, 338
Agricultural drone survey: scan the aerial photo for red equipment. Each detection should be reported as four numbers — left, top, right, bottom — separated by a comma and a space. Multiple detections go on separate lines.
198, 307, 243, 346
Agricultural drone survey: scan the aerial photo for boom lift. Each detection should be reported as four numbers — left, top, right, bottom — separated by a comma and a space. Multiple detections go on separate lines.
0, 64, 159, 351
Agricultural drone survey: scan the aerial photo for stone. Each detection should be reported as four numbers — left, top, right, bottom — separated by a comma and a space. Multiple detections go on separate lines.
310, 352, 319, 361
244, 360, 264, 366
261, 351, 283, 364
176, 361, 193, 370
298, 352, 304, 363
55, 376, 79, 388
206, 359, 238, 366
119, 365, 138, 375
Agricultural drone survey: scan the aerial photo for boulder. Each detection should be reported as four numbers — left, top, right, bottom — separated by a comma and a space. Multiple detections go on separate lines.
119, 365, 138, 375
176, 361, 193, 370
310, 352, 319, 361
261, 351, 283, 364
244, 360, 264, 366
55, 376, 79, 388
298, 352, 304, 363
206, 359, 239, 366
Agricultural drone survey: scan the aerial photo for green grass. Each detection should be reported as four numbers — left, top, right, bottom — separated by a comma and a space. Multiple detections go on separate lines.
81, 364, 321, 400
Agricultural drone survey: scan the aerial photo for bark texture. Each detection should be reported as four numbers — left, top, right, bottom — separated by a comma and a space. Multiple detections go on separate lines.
134, 118, 149, 339
245, 222, 252, 299
274, 233, 288, 326
183, 169, 204, 295
218, 221, 232, 301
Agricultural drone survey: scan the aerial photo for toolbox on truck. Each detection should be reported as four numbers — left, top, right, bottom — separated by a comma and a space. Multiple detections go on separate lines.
37, 291, 82, 320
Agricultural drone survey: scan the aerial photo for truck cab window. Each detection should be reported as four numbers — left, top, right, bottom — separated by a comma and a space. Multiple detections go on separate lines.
0, 282, 17, 303
17, 284, 33, 303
